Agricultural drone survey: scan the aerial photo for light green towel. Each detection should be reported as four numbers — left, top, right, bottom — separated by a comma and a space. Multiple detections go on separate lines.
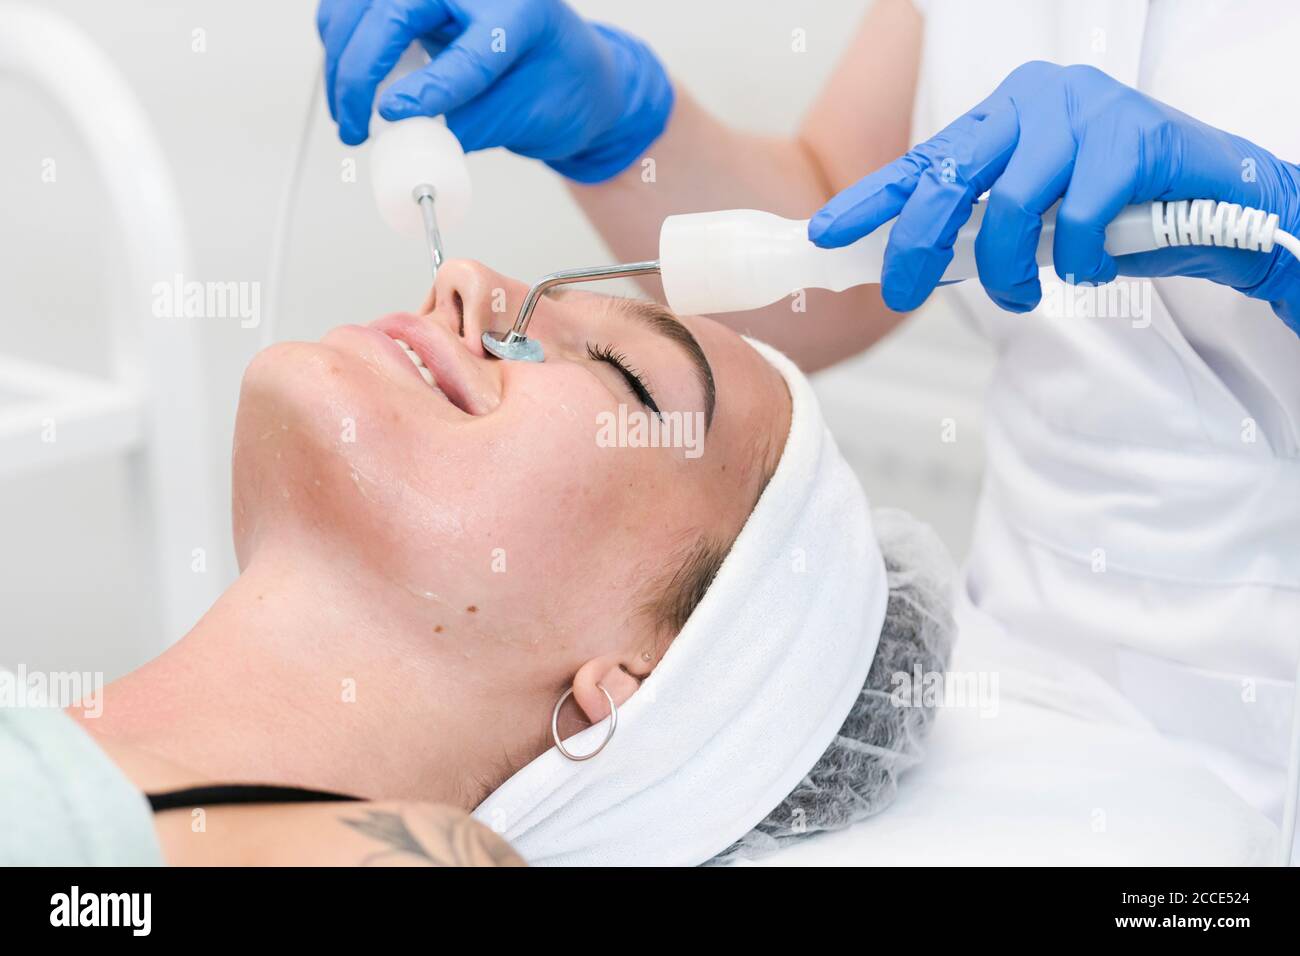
0, 701, 162, 865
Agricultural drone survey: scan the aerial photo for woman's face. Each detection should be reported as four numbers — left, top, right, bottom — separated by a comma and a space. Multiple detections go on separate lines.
232, 259, 789, 690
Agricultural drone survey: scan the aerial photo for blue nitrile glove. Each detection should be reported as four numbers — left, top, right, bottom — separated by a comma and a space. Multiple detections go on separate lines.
808, 61, 1300, 333
317, 0, 674, 184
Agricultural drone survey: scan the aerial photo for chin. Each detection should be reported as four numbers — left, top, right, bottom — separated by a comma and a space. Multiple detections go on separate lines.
232, 341, 420, 567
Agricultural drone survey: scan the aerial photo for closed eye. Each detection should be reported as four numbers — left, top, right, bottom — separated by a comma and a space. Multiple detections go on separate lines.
586, 342, 662, 418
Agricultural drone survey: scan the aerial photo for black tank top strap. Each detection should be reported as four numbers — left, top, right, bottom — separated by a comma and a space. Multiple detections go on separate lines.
146, 783, 363, 813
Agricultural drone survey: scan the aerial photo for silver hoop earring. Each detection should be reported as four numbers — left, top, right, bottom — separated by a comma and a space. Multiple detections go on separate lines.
551, 684, 618, 761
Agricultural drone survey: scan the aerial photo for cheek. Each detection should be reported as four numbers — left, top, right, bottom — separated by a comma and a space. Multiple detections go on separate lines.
472, 376, 639, 565
451, 372, 688, 628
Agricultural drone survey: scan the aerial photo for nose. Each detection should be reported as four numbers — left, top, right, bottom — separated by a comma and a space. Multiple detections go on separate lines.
421, 259, 526, 359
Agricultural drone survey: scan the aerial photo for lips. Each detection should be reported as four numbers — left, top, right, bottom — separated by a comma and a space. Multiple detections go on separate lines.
370, 314, 498, 416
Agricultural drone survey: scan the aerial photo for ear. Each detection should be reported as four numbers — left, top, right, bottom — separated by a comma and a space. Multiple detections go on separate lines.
571, 656, 643, 724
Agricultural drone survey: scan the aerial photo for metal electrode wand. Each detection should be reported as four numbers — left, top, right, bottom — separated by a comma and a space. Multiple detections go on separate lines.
481, 260, 662, 363
412, 184, 444, 281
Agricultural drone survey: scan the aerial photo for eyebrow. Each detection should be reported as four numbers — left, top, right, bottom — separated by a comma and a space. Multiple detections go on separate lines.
605, 297, 717, 429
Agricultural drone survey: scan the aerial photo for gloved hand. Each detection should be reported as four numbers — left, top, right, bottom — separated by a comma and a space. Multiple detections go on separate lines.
317, 0, 674, 184
808, 61, 1300, 333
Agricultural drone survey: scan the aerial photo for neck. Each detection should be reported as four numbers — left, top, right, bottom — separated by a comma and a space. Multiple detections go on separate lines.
80, 546, 539, 809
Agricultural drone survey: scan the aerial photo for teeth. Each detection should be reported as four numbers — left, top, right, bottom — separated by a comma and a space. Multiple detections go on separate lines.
394, 338, 425, 367
392, 336, 448, 399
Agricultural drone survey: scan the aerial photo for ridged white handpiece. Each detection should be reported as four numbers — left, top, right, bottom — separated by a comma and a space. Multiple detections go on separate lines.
658, 202, 1159, 316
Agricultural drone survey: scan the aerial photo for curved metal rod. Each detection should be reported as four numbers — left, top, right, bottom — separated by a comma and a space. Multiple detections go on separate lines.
501, 259, 662, 345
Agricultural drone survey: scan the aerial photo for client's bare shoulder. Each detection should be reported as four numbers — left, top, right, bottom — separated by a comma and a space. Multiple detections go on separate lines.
155, 800, 525, 867
328, 802, 525, 867
83, 731, 525, 866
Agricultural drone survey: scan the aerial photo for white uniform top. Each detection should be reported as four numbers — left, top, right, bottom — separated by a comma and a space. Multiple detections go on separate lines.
911, 0, 1300, 819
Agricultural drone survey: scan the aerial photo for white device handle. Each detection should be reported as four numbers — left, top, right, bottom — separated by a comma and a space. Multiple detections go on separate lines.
368, 44, 472, 240
658, 202, 1158, 317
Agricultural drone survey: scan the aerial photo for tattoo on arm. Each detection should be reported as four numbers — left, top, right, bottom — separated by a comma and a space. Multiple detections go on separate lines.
340, 808, 524, 867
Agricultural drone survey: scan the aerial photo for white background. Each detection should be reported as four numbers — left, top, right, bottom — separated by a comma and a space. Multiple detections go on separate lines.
0, 0, 992, 678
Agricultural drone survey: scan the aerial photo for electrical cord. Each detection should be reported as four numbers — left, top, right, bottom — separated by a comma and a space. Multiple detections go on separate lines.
263, 57, 325, 351
1150, 197, 1300, 259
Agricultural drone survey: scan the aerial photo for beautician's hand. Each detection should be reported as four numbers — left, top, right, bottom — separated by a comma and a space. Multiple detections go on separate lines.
317, 0, 674, 183
808, 61, 1300, 333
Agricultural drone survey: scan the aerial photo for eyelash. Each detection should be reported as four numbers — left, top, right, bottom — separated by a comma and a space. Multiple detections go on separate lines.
586, 342, 661, 417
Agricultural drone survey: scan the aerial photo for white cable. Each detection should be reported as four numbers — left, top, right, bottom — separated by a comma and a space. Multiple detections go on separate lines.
263, 57, 325, 351
1149, 197, 1300, 256
1272, 226, 1300, 263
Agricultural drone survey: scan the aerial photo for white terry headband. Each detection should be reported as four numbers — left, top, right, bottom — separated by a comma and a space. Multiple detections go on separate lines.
472, 338, 889, 865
